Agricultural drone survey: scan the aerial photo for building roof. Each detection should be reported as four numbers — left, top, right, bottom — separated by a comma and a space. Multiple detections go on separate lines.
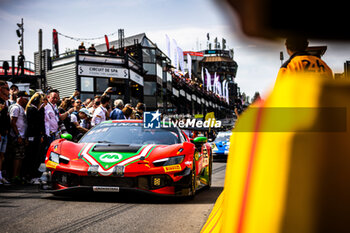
95, 33, 157, 52
201, 56, 236, 63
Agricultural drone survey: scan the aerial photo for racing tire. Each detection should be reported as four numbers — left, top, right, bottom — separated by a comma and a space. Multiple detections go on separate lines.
207, 151, 213, 188
203, 151, 213, 190
189, 158, 197, 198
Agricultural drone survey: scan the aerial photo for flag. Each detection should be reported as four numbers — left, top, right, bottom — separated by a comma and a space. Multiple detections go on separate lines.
172, 39, 179, 69
205, 68, 211, 91
222, 80, 227, 98
178, 47, 185, 73
213, 73, 220, 94
165, 34, 171, 58
105, 35, 109, 51
225, 81, 229, 103
201, 66, 204, 85
52, 29, 59, 58
222, 80, 228, 102
187, 53, 192, 79
217, 79, 222, 97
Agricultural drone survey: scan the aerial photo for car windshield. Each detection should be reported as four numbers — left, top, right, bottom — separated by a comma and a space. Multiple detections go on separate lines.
79, 122, 181, 145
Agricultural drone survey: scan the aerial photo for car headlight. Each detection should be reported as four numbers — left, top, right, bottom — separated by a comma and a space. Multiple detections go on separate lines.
153, 155, 184, 167
49, 152, 70, 164
49, 152, 60, 163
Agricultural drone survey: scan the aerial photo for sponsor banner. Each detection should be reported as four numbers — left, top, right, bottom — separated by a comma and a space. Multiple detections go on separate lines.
183, 51, 204, 57
78, 64, 128, 79
130, 70, 144, 86
46, 161, 58, 169
78, 55, 124, 65
164, 164, 182, 173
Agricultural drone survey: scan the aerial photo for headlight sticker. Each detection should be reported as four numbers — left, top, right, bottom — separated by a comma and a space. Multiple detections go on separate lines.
164, 164, 182, 173
46, 160, 58, 169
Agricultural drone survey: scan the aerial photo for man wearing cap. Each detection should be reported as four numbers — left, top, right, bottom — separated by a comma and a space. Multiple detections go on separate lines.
71, 108, 91, 133
70, 108, 91, 141
8, 91, 29, 183
8, 84, 19, 106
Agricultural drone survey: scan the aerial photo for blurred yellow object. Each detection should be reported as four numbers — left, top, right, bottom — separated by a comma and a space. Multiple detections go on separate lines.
202, 74, 350, 233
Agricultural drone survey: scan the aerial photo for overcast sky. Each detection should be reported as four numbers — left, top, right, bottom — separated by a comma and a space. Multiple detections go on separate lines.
1, 0, 350, 98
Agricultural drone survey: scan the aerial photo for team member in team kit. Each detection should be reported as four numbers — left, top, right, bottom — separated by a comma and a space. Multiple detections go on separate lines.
275, 36, 334, 84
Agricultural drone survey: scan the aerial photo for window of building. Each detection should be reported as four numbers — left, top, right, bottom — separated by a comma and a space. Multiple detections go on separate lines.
96, 78, 109, 93
81, 77, 94, 92
143, 63, 156, 75
156, 64, 163, 80
142, 48, 156, 63
144, 96, 157, 109
144, 81, 157, 95
80, 93, 95, 102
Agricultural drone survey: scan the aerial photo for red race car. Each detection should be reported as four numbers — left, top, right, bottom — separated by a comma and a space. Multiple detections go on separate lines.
40, 120, 212, 197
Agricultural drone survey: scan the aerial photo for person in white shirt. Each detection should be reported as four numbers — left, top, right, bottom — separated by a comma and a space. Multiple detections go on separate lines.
44, 89, 73, 143
9, 91, 29, 182
91, 95, 110, 126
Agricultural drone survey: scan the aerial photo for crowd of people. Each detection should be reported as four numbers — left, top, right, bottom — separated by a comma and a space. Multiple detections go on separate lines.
0, 81, 145, 185
171, 71, 229, 104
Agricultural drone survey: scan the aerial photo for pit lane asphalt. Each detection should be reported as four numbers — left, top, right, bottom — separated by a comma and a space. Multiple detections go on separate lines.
0, 161, 226, 233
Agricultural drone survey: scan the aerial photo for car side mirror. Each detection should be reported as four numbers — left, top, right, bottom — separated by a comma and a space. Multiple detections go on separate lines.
193, 136, 207, 144
61, 133, 73, 141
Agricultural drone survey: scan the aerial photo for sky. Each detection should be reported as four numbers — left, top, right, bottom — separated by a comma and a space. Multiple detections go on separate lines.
1, 0, 350, 99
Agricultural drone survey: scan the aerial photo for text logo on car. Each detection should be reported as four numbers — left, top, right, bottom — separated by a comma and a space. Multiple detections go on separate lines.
99, 153, 122, 163
143, 110, 161, 129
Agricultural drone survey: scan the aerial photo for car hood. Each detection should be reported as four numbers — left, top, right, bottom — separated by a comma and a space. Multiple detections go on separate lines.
214, 141, 229, 147
55, 141, 194, 173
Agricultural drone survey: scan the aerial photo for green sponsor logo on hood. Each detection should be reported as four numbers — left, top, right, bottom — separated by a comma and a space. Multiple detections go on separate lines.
99, 153, 122, 163
84, 145, 146, 170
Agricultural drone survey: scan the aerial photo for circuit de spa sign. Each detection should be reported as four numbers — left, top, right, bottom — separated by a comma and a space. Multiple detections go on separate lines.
78, 64, 128, 79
